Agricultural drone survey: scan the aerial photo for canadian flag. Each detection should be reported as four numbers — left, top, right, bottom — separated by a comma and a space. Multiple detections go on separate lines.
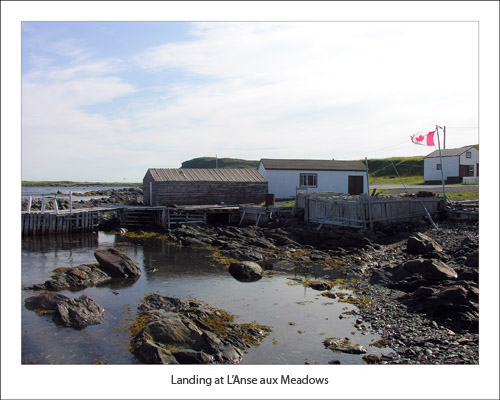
411, 131, 435, 146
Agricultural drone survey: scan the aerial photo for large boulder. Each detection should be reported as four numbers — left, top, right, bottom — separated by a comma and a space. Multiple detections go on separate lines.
131, 294, 270, 364
392, 258, 457, 282
228, 261, 263, 282
56, 294, 105, 329
29, 264, 112, 291
406, 232, 443, 255
25, 293, 105, 329
94, 248, 141, 278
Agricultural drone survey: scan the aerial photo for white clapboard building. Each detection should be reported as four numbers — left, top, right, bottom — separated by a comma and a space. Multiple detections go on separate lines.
258, 159, 368, 200
424, 145, 479, 184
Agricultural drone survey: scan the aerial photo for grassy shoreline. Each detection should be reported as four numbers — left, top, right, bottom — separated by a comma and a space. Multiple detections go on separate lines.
22, 181, 142, 187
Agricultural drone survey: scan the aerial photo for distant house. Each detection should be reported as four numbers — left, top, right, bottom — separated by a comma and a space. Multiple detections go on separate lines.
143, 168, 268, 206
424, 146, 479, 184
258, 159, 368, 199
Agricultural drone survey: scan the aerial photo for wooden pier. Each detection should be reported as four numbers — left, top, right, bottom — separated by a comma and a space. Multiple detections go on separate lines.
118, 205, 241, 229
21, 207, 115, 236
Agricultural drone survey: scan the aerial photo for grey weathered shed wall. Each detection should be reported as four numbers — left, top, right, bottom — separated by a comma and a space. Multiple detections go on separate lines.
143, 169, 268, 206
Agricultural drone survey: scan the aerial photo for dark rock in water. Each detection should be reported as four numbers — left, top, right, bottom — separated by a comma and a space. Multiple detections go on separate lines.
25, 292, 105, 329
131, 293, 270, 364
307, 281, 332, 291
406, 232, 443, 255
133, 339, 179, 364
323, 337, 367, 354
138, 293, 191, 312
94, 248, 141, 278
392, 258, 457, 282
171, 349, 214, 364
228, 261, 263, 282
25, 292, 68, 310
40, 264, 111, 291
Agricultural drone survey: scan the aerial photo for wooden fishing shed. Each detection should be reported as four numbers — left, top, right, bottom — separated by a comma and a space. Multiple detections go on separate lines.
143, 168, 268, 206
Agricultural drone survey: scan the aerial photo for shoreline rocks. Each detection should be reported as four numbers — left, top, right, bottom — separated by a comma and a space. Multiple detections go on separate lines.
130, 293, 271, 364
25, 292, 105, 329
24, 248, 140, 291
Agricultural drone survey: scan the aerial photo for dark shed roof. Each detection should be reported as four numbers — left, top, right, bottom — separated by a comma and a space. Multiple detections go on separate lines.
259, 159, 366, 171
146, 168, 267, 183
425, 145, 477, 158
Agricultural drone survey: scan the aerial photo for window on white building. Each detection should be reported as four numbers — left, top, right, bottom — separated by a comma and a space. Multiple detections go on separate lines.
466, 151, 471, 158
436, 164, 442, 170
300, 173, 318, 187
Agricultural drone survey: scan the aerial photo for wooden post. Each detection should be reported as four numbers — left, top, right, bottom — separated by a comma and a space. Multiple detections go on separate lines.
27, 197, 32, 213
54, 199, 59, 214
69, 191, 73, 214
365, 157, 373, 231
41, 198, 46, 214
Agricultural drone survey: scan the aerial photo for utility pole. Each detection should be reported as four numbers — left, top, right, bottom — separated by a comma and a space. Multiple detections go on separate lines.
443, 126, 446, 149
215, 154, 218, 169
436, 125, 447, 203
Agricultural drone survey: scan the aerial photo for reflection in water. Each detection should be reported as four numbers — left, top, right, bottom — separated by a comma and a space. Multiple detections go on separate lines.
22, 231, 387, 365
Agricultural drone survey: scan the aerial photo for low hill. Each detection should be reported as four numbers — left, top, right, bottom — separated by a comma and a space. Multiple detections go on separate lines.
365, 156, 424, 178
181, 156, 424, 178
181, 157, 259, 169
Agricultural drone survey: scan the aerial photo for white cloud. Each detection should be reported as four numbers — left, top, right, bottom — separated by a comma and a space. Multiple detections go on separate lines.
22, 22, 479, 181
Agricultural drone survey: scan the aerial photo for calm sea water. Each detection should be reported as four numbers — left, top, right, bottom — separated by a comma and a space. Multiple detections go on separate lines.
21, 185, 135, 200
21, 231, 388, 365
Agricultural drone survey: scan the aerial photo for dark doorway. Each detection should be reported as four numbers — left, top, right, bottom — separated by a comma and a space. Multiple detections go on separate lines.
348, 176, 364, 195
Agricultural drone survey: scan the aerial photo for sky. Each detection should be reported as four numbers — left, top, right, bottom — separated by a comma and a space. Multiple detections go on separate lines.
20, 20, 480, 182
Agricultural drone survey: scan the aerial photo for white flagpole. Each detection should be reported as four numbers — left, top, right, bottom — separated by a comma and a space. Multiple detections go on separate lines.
436, 124, 447, 203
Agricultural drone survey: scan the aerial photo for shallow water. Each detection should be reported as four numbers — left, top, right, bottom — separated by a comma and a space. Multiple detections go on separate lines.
21, 185, 132, 201
21, 231, 389, 365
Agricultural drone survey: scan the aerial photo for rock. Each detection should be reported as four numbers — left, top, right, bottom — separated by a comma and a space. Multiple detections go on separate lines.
131, 293, 270, 364
406, 233, 443, 255
228, 261, 263, 282
171, 349, 214, 364
56, 294, 105, 329
323, 337, 366, 354
133, 339, 179, 364
25, 292, 68, 310
142, 314, 206, 350
25, 293, 105, 329
464, 250, 478, 268
42, 264, 111, 291
307, 281, 332, 291
94, 248, 141, 278
392, 259, 457, 282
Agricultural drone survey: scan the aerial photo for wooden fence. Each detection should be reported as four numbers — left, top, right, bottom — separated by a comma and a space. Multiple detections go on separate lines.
299, 193, 443, 229
21, 209, 103, 236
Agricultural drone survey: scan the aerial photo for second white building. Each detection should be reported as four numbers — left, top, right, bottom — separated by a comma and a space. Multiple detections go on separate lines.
258, 159, 368, 199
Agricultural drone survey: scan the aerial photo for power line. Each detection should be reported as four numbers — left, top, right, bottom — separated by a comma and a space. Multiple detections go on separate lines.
341, 140, 410, 159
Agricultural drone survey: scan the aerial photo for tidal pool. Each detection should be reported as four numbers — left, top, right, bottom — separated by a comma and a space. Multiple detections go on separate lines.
21, 231, 389, 364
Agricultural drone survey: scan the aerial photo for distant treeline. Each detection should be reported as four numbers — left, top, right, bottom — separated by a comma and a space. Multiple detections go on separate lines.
181, 156, 424, 178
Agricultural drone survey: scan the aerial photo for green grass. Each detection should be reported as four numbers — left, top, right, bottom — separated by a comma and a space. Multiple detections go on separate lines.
437, 191, 479, 200
376, 189, 478, 200
368, 175, 424, 185
22, 181, 142, 187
